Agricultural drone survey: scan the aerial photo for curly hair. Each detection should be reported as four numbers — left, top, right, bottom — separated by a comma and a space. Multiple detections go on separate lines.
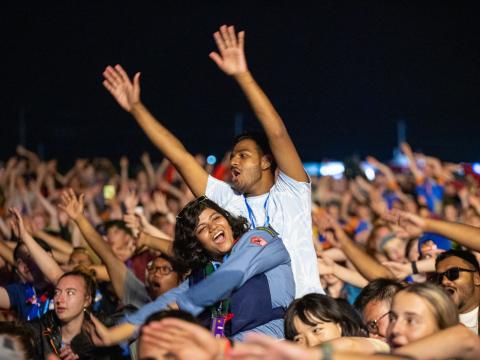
173, 197, 249, 269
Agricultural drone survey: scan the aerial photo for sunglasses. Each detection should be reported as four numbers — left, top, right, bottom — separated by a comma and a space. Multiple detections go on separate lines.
431, 267, 476, 284
366, 311, 389, 335
176, 195, 208, 219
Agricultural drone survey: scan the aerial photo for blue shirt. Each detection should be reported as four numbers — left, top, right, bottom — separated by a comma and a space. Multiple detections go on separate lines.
4, 282, 51, 321
124, 228, 294, 339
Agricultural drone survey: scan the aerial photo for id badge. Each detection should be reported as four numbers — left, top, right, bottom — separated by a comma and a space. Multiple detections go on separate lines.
210, 315, 226, 338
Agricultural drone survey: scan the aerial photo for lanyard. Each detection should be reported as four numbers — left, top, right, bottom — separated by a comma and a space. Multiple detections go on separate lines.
243, 193, 271, 229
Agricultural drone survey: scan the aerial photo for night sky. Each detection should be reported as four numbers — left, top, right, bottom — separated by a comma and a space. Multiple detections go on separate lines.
2, 1, 480, 168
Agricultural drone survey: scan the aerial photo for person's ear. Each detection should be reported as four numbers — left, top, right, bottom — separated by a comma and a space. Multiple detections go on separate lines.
261, 155, 272, 171
473, 272, 480, 286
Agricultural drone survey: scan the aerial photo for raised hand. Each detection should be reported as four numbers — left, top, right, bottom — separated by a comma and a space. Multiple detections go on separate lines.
385, 210, 425, 238
58, 189, 85, 221
102, 64, 141, 112
209, 25, 248, 76
8, 208, 27, 239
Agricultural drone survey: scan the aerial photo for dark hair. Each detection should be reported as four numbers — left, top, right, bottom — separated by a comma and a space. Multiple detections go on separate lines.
13, 240, 52, 262
354, 278, 404, 314
233, 131, 276, 172
57, 269, 97, 309
149, 253, 189, 279
173, 197, 249, 269
436, 249, 480, 273
0, 321, 35, 360
143, 309, 200, 327
104, 220, 133, 236
284, 294, 368, 340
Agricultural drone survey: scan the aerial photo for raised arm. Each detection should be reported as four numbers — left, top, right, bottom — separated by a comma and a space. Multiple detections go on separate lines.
59, 189, 128, 299
209, 25, 307, 182
102, 65, 208, 196
395, 210, 480, 252
400, 142, 423, 183
9, 208, 64, 284
319, 214, 395, 281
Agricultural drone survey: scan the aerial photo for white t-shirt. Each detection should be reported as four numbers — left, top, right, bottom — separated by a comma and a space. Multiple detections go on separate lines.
206, 171, 324, 298
459, 306, 478, 334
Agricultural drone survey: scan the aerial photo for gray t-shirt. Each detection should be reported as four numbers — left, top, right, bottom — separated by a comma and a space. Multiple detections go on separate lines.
122, 269, 151, 309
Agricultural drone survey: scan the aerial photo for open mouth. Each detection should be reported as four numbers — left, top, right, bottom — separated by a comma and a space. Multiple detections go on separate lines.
151, 281, 162, 290
213, 231, 225, 244
231, 168, 241, 182
444, 286, 456, 296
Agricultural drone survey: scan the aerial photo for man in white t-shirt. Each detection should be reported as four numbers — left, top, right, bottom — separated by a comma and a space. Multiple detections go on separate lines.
435, 250, 480, 334
102, 25, 323, 297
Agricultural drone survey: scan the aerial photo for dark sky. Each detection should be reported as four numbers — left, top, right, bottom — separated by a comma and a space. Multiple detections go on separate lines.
2, 1, 480, 168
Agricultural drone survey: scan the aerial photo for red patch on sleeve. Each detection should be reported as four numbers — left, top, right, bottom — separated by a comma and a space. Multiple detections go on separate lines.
250, 236, 268, 246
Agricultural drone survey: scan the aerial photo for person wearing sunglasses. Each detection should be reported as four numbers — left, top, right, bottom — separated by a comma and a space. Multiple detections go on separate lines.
102, 24, 323, 301
435, 249, 480, 333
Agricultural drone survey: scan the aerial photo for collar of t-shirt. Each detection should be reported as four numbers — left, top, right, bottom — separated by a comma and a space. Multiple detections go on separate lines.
459, 306, 479, 333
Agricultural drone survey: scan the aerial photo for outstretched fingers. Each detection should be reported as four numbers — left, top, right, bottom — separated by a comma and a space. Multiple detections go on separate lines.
213, 31, 226, 53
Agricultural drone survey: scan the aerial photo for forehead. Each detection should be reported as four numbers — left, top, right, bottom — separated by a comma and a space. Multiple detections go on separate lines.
363, 299, 390, 319
153, 257, 171, 267
57, 275, 84, 290
198, 208, 219, 222
232, 139, 261, 154
437, 256, 474, 271
392, 292, 428, 314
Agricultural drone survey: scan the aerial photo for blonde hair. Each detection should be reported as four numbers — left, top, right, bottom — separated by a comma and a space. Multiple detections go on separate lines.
400, 282, 458, 329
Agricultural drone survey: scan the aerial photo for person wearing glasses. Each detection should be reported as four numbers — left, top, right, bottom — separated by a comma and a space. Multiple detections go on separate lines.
102, 24, 322, 300
88, 196, 294, 345
354, 279, 405, 343
434, 249, 480, 333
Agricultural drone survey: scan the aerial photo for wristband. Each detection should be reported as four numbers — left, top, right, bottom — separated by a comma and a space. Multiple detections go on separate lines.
319, 342, 333, 360
411, 261, 419, 275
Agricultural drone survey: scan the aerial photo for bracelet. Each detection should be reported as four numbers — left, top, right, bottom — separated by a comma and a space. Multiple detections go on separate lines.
411, 261, 419, 275
319, 343, 333, 360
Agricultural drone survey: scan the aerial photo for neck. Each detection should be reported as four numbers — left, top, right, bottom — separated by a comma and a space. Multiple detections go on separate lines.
244, 172, 274, 197
459, 288, 480, 314
61, 312, 84, 344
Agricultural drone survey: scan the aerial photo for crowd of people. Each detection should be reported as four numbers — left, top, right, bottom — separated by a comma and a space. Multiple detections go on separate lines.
1, 24, 479, 359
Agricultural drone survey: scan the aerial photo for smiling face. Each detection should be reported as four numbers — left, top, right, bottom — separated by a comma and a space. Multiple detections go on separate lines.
229, 138, 270, 195
54, 275, 90, 324
194, 208, 235, 259
292, 313, 342, 347
387, 292, 438, 348
436, 256, 480, 313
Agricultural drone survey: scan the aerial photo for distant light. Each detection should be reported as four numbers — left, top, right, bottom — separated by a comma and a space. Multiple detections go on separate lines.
207, 155, 217, 165
364, 167, 376, 181
473, 163, 480, 175
303, 162, 321, 176
320, 162, 345, 177
360, 162, 376, 181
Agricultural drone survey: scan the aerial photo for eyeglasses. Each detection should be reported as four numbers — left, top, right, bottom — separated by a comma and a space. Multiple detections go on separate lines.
147, 264, 174, 275
176, 195, 208, 219
432, 267, 476, 284
366, 311, 389, 335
